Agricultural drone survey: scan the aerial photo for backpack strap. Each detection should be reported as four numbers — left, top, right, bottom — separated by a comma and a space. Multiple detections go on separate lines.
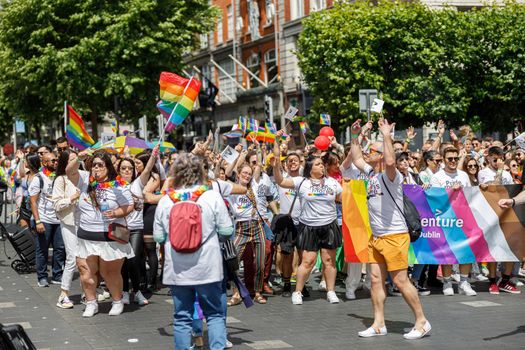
287, 177, 306, 216
380, 174, 406, 221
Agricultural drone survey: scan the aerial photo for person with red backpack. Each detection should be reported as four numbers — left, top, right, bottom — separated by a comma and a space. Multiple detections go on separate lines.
154, 153, 233, 350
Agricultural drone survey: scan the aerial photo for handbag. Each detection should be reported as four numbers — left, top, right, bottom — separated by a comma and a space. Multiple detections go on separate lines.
380, 175, 422, 242
220, 237, 239, 280
108, 222, 130, 244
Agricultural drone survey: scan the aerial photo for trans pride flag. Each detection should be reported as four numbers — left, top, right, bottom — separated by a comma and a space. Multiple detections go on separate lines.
157, 72, 201, 132
342, 181, 525, 264
66, 104, 95, 150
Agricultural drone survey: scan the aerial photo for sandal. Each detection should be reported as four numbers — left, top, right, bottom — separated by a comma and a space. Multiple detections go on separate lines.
254, 294, 267, 304
227, 296, 242, 307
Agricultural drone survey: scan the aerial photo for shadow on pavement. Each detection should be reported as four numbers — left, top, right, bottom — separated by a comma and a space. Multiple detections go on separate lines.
483, 325, 525, 341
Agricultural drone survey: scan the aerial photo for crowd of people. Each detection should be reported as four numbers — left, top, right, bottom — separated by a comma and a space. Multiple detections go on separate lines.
1, 120, 525, 348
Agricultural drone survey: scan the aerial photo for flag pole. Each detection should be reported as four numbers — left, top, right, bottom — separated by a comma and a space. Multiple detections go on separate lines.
64, 101, 68, 136
159, 76, 194, 144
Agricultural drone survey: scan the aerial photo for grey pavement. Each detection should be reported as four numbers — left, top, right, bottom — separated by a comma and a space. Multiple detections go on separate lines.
1, 233, 525, 349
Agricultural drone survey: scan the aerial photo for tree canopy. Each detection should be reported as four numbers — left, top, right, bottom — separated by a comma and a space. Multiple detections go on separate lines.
0, 0, 217, 141
296, 1, 525, 133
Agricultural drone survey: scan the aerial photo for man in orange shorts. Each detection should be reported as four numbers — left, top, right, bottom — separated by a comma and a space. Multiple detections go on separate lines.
350, 118, 431, 340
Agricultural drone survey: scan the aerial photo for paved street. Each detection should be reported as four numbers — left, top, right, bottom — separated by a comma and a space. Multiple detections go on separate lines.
1, 238, 525, 350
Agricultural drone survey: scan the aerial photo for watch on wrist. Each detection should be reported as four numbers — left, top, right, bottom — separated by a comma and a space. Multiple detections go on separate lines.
35, 219, 41, 224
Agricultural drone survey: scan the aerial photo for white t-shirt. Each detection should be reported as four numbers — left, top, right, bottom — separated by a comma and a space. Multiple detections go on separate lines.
229, 192, 257, 222
278, 175, 303, 225
292, 176, 342, 227
367, 170, 408, 237
212, 179, 233, 197
154, 189, 232, 286
419, 167, 435, 185
28, 171, 60, 224
341, 163, 374, 180
126, 178, 145, 230
430, 169, 471, 188
478, 167, 514, 185
252, 173, 273, 220
77, 171, 133, 232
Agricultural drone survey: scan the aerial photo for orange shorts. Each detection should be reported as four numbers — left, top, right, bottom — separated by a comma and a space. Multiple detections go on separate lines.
368, 233, 410, 272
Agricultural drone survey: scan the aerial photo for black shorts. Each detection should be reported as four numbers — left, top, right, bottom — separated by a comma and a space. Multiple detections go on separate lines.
296, 220, 342, 252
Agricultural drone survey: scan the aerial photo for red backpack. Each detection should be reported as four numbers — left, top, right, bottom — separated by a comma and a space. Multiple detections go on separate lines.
167, 187, 209, 253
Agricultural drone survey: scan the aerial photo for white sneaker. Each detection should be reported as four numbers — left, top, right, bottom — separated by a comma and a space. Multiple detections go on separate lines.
481, 265, 490, 276
345, 290, 356, 300
443, 282, 454, 296
519, 268, 525, 277
474, 274, 488, 282
451, 273, 461, 283
82, 301, 98, 317
56, 294, 74, 309
291, 291, 303, 305
458, 281, 477, 296
510, 277, 524, 287
225, 339, 233, 349
134, 291, 149, 306
327, 291, 339, 304
358, 326, 387, 337
108, 300, 124, 316
97, 289, 111, 302
318, 280, 327, 292
403, 321, 431, 340
121, 291, 131, 305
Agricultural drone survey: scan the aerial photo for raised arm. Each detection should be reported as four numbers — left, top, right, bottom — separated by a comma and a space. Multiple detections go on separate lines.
431, 120, 445, 152
350, 119, 369, 173
139, 144, 160, 187
379, 118, 397, 182
273, 130, 295, 189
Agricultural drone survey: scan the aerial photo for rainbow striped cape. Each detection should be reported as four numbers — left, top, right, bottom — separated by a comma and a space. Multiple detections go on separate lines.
66, 105, 95, 150
157, 72, 202, 132
342, 181, 525, 264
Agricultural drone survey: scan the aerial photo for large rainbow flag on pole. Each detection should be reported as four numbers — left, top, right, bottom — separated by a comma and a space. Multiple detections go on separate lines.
65, 104, 95, 150
157, 72, 202, 133
342, 181, 525, 264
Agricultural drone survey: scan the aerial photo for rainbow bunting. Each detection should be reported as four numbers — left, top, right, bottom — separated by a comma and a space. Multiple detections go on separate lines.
158, 72, 202, 132
343, 181, 525, 264
320, 113, 331, 125
299, 121, 308, 134
66, 105, 95, 150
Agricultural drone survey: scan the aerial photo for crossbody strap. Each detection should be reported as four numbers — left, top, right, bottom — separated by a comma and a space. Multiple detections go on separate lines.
380, 174, 407, 221
287, 177, 306, 216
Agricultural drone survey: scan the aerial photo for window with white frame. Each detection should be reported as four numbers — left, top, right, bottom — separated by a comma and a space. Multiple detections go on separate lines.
217, 60, 235, 103
310, 0, 326, 12
247, 53, 260, 89
264, 49, 277, 84
199, 34, 208, 49
227, 5, 234, 41
216, 16, 223, 44
290, 0, 304, 20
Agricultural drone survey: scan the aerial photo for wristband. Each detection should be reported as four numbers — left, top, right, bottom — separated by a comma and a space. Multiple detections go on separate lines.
497, 169, 503, 174
405, 138, 411, 144
35, 219, 41, 224
351, 133, 359, 139
512, 198, 516, 207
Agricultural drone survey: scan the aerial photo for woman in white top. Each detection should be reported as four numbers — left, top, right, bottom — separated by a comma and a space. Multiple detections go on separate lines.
67, 152, 134, 318
52, 150, 82, 309
117, 145, 159, 306
274, 130, 343, 306
153, 153, 233, 350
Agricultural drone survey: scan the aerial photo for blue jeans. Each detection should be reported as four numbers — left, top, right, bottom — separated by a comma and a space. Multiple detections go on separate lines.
170, 281, 226, 350
35, 223, 65, 281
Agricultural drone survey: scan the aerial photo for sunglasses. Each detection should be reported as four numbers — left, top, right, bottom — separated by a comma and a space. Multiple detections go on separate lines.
433, 159, 443, 163
49, 159, 58, 163
92, 162, 106, 169
57, 147, 68, 152
467, 164, 478, 169
511, 164, 519, 168
446, 157, 459, 162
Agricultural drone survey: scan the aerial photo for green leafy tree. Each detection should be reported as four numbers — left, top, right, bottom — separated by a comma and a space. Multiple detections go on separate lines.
297, 1, 525, 133
0, 0, 217, 141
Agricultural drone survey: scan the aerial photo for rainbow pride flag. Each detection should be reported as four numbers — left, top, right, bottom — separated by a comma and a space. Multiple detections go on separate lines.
248, 118, 259, 133
320, 113, 331, 125
66, 105, 95, 150
299, 121, 308, 134
265, 121, 277, 135
343, 181, 525, 264
158, 72, 202, 132
238, 116, 247, 132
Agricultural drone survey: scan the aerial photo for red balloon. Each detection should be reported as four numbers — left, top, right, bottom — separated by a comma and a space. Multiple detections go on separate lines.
319, 126, 334, 137
314, 136, 331, 151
